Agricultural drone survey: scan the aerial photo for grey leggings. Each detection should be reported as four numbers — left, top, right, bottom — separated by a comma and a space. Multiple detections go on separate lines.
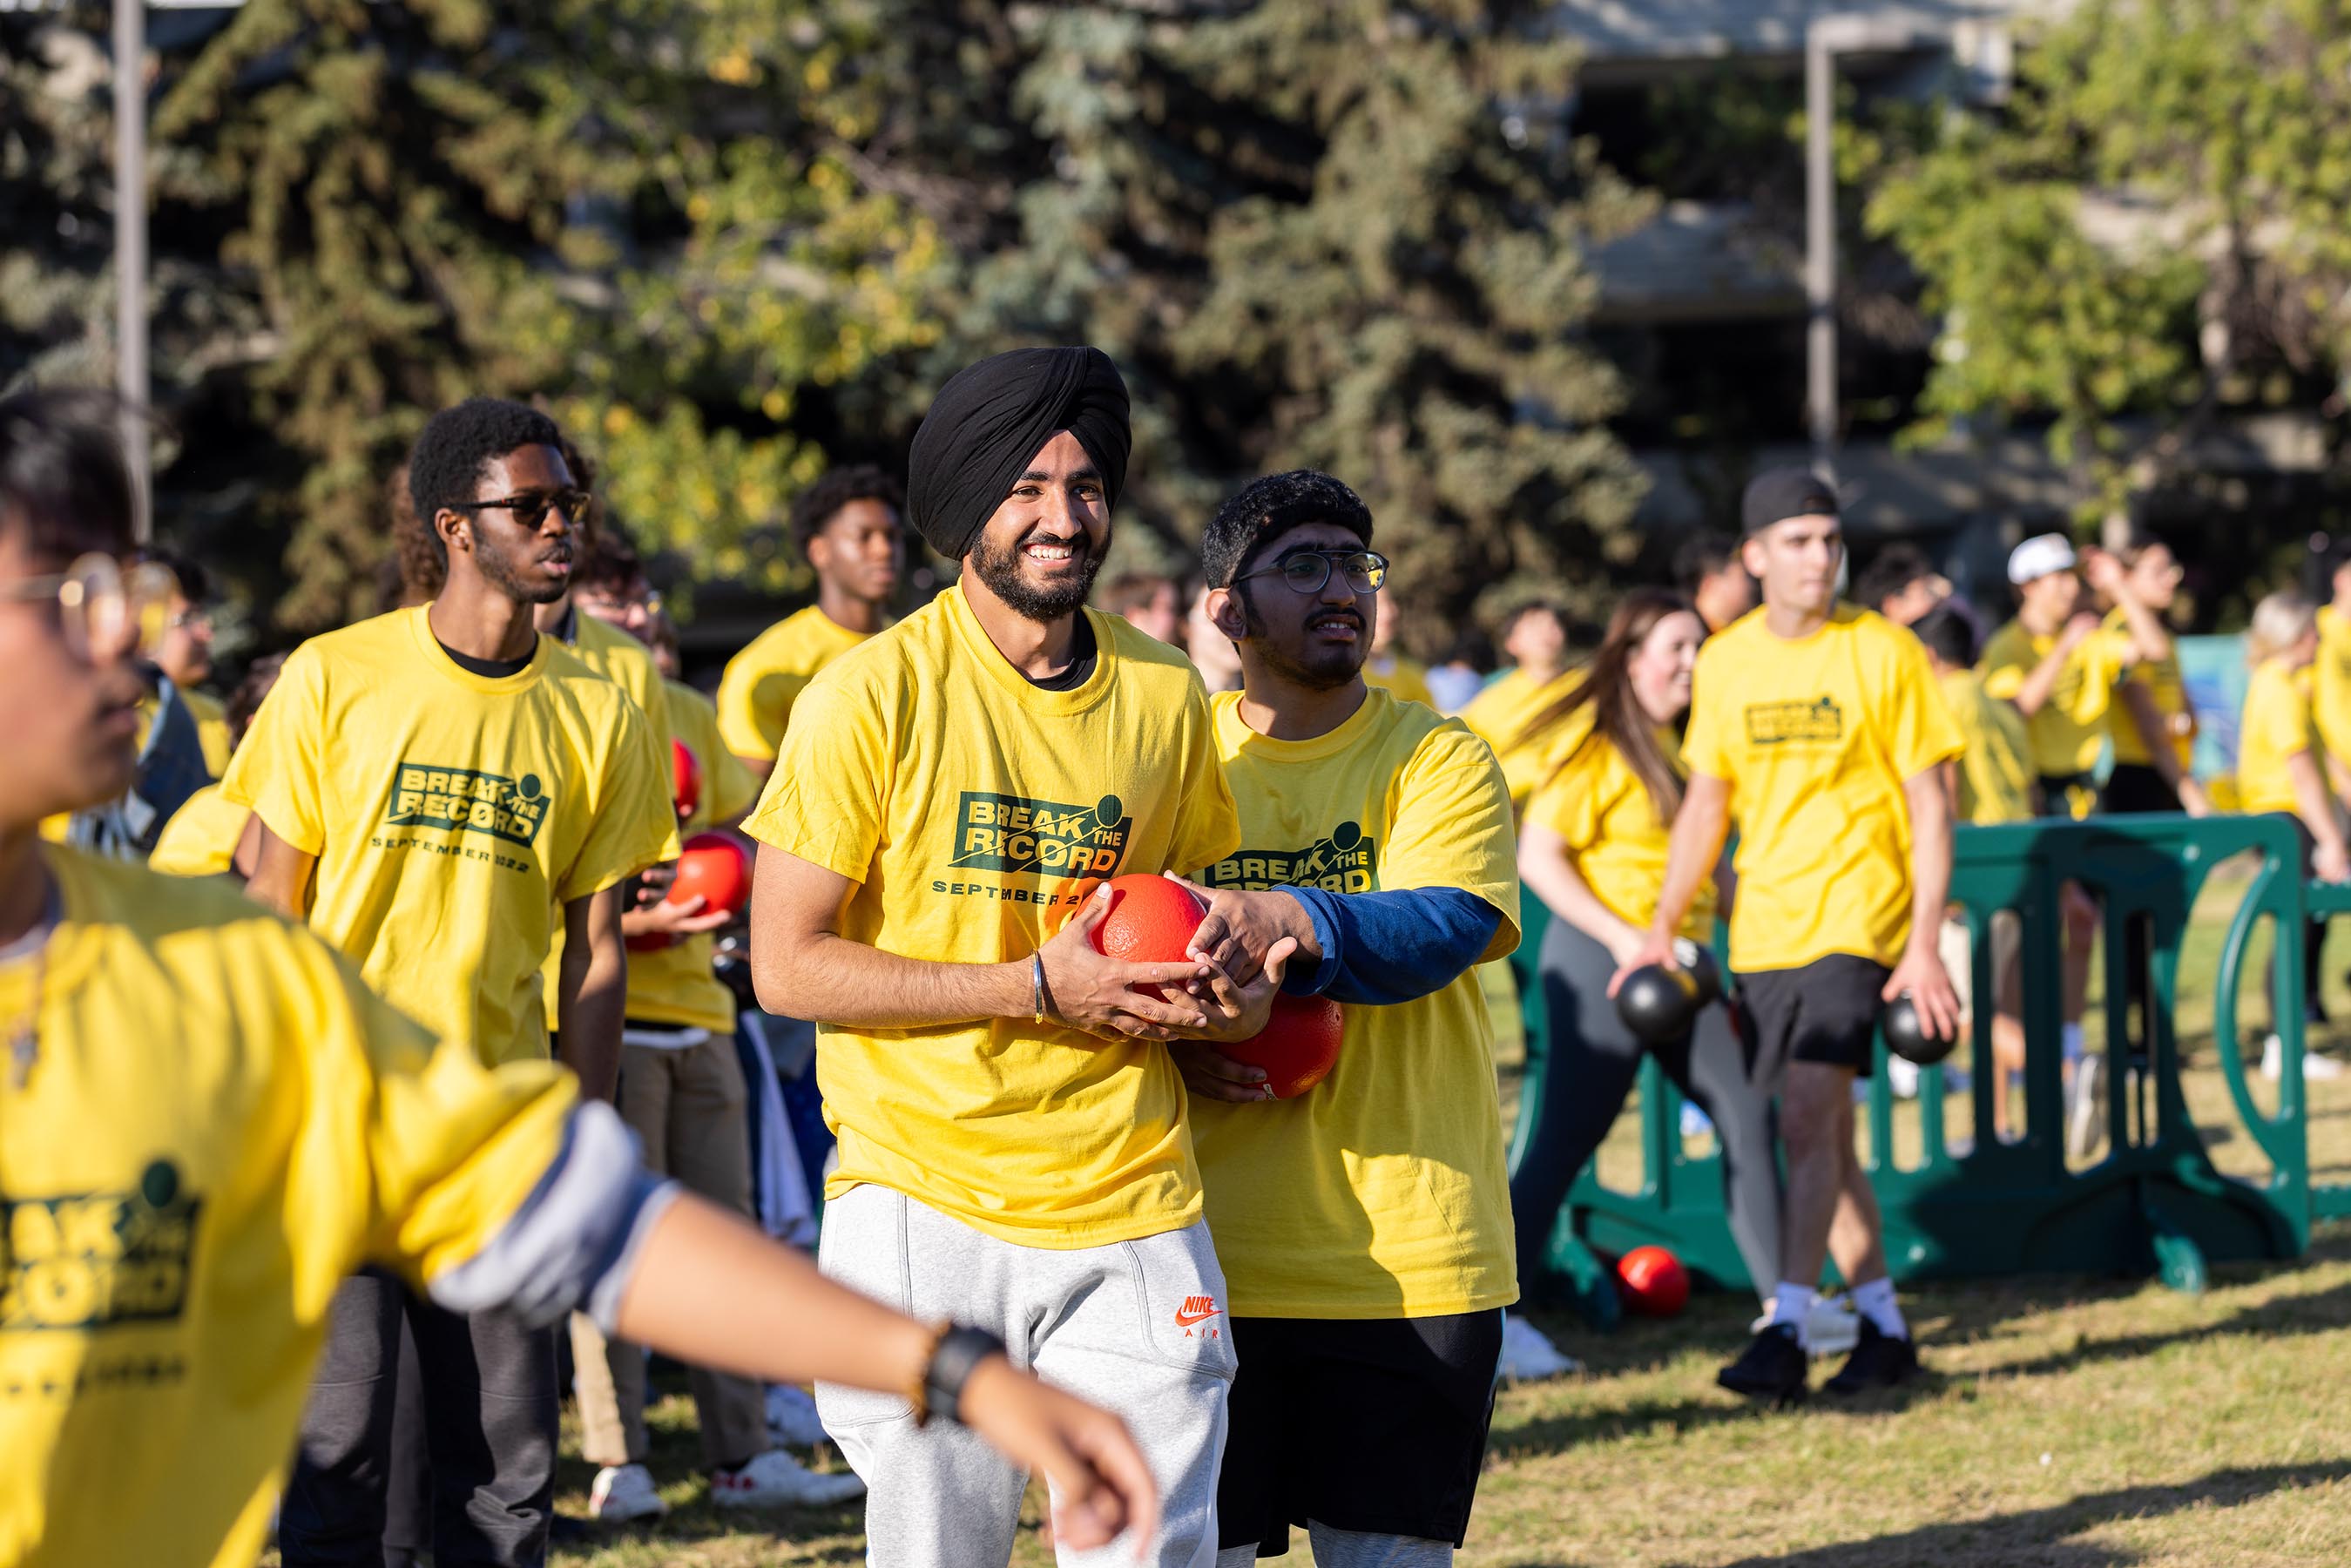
1510, 916, 1784, 1297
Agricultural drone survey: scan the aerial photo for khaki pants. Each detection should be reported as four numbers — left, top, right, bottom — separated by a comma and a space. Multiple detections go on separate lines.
570, 1034, 768, 1470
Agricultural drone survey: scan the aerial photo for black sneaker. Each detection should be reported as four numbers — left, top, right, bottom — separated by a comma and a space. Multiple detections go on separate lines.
1823, 1317, 1920, 1393
1716, 1322, 1807, 1403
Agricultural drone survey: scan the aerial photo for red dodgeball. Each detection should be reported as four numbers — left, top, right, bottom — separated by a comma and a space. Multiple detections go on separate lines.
1224, 993, 1344, 1099
672, 739, 702, 820
1089, 874, 1207, 964
1615, 1245, 1690, 1317
625, 832, 752, 953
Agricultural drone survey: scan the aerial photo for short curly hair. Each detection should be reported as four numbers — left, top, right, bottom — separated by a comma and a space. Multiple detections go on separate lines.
789, 463, 905, 558
1199, 470, 1374, 591
405, 398, 566, 570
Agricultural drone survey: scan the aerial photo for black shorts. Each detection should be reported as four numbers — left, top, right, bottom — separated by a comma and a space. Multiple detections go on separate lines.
1219, 1309, 1503, 1558
2103, 761, 2180, 814
1735, 954, 1891, 1078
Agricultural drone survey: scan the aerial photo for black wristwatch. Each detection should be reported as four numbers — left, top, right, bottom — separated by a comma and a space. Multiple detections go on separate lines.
916, 1323, 1007, 1428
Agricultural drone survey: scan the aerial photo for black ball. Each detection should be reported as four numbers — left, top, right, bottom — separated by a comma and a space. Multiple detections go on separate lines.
1617, 963, 1701, 1046
1883, 993, 1956, 1065
1672, 938, 1724, 1007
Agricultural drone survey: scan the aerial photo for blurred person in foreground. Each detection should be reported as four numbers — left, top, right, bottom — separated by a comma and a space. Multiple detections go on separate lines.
2235, 590, 2348, 1080
718, 465, 905, 784
566, 527, 857, 1516
1620, 468, 1962, 1402
1674, 531, 1758, 636
1100, 571, 1186, 650
1912, 607, 2031, 1142
1175, 471, 1520, 1567
0, 389, 1160, 1568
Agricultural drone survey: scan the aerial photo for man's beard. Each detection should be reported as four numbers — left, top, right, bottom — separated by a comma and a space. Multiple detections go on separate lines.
1240, 590, 1363, 692
969, 527, 1110, 623
476, 532, 569, 606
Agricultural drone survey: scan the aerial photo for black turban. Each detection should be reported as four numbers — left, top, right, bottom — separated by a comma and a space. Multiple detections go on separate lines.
906, 347, 1132, 559
1740, 465, 1840, 534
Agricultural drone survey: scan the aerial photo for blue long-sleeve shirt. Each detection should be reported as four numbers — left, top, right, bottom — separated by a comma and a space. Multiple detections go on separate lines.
1279, 886, 1503, 1006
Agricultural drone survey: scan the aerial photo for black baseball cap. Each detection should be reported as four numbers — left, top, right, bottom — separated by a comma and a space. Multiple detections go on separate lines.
1741, 466, 1840, 534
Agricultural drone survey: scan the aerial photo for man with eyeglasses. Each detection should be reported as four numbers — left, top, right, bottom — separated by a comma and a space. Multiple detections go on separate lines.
224, 396, 682, 1565
744, 347, 1271, 1567
1159, 470, 1520, 1568
0, 388, 1167, 1568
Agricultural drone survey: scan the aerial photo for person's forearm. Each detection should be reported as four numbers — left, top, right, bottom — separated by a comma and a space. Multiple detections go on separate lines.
557, 926, 627, 1104
757, 929, 1029, 1028
2287, 752, 2347, 855
2109, 585, 2171, 669
2119, 685, 2188, 792
2327, 751, 2351, 808
2013, 645, 2071, 718
1521, 830, 1638, 948
1279, 887, 1500, 1005
1905, 774, 1954, 950
1648, 788, 1729, 939
614, 1193, 939, 1395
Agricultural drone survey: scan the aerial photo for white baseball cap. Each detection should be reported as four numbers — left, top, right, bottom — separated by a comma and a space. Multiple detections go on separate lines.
2007, 533, 2078, 585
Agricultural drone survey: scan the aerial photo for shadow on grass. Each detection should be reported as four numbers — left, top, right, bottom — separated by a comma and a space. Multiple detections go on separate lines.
1496, 1460, 2351, 1568
1948, 1274, 2351, 1384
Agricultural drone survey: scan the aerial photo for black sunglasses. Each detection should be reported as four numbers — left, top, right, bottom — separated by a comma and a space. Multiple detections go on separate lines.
1235, 549, 1388, 595
449, 489, 590, 528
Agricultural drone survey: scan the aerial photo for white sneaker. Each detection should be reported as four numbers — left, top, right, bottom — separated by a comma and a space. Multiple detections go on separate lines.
588, 1463, 667, 1523
2263, 1034, 2348, 1081
1747, 1295, 1860, 1358
711, 1448, 865, 1510
766, 1382, 829, 1449
1496, 1312, 1579, 1382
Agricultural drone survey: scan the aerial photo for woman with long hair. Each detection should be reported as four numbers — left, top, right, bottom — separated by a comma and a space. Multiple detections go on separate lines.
1508, 589, 1783, 1320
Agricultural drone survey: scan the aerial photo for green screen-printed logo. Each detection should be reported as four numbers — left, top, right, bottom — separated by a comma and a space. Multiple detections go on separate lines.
1202, 820, 1377, 893
949, 791, 1131, 877
1744, 696, 1844, 747
385, 763, 551, 848
1, 1159, 200, 1332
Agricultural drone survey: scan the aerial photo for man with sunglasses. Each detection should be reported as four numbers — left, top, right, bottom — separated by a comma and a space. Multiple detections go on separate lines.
225, 397, 682, 1565
1167, 470, 1520, 1567
0, 388, 1166, 1568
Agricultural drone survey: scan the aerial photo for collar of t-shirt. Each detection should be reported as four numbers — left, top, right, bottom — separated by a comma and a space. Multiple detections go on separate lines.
436, 633, 536, 680
1024, 613, 1098, 693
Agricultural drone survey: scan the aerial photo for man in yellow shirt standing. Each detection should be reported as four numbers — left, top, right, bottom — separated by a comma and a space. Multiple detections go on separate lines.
226, 398, 682, 1566
1170, 470, 1520, 1566
717, 465, 904, 785
0, 389, 1165, 1568
1624, 468, 1963, 1403
746, 348, 1267, 1567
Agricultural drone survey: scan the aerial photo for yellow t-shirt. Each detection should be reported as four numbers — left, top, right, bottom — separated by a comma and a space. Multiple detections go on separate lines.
2237, 659, 2319, 817
1684, 605, 1963, 973
741, 585, 1242, 1247
2104, 607, 2194, 768
1938, 668, 2035, 827
715, 605, 874, 762
148, 783, 251, 879
1458, 666, 1578, 812
1363, 653, 1435, 710
221, 607, 676, 1067
625, 681, 761, 1032
1525, 724, 1715, 942
181, 687, 233, 779
2312, 605, 2351, 767
1979, 618, 2125, 784
1187, 689, 1518, 1318
0, 847, 575, 1568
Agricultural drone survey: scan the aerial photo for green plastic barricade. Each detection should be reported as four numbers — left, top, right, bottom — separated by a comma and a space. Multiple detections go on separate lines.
1510, 814, 2351, 1318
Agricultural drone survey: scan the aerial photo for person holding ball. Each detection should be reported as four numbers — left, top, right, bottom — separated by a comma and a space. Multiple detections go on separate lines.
1512, 589, 1786, 1329
1169, 470, 1522, 1567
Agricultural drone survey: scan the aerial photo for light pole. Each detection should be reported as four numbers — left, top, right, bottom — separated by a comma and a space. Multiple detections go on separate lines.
114, 0, 147, 540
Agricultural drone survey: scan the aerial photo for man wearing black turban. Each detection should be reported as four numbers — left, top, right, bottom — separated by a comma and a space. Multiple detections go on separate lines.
744, 346, 1276, 1565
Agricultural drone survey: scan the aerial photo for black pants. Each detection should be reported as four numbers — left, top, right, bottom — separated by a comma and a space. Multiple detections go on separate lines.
1510, 916, 1783, 1297
280, 1269, 558, 1568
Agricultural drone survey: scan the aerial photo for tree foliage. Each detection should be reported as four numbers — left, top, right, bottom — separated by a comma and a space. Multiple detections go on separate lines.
1867, 0, 2351, 517
5, 1, 1646, 649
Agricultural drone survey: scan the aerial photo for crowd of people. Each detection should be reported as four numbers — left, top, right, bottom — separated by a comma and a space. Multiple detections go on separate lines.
2, 335, 2344, 1568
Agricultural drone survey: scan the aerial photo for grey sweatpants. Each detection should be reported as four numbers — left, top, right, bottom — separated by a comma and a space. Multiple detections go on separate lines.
815, 1183, 1234, 1567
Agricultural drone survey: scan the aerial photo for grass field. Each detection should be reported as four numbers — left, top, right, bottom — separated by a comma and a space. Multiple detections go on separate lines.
352, 867, 2351, 1566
